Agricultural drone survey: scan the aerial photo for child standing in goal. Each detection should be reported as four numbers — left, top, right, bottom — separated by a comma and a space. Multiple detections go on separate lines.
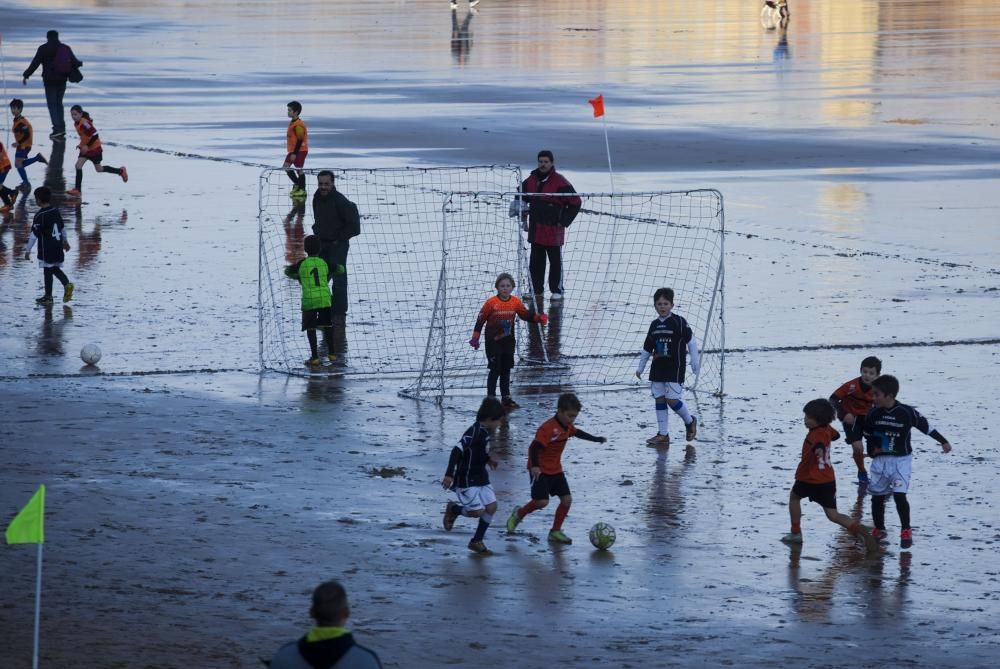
862, 374, 952, 549
441, 397, 507, 554
635, 288, 699, 448
66, 105, 128, 197
469, 272, 547, 410
297, 235, 336, 367
829, 356, 882, 484
505, 393, 607, 544
780, 398, 878, 552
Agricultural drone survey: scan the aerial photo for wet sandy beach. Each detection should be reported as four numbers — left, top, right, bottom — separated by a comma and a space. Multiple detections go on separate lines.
2, 1, 999, 667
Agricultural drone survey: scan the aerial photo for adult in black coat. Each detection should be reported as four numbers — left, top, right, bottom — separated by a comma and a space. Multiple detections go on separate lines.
23, 30, 83, 140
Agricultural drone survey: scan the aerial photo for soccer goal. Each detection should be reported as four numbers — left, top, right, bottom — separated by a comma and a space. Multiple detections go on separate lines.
258, 165, 523, 377
400, 190, 725, 401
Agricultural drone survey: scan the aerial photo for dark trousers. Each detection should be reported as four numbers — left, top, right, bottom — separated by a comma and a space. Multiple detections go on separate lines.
43, 266, 69, 296
43, 81, 67, 134
529, 243, 562, 294
320, 240, 350, 315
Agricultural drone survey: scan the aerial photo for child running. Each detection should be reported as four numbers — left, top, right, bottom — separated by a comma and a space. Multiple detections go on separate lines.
284, 101, 308, 199
780, 398, 878, 552
441, 396, 508, 554
297, 235, 337, 367
9, 98, 49, 193
505, 393, 607, 544
829, 356, 881, 484
66, 105, 127, 197
635, 287, 699, 448
24, 186, 73, 304
469, 272, 547, 410
0, 142, 21, 214
862, 374, 952, 549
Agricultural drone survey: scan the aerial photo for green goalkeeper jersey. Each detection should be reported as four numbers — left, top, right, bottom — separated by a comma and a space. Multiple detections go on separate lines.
298, 256, 332, 311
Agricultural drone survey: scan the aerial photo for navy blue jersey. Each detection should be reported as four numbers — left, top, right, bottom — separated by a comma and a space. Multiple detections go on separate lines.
642, 314, 693, 383
862, 402, 933, 458
31, 206, 66, 265
444, 421, 493, 488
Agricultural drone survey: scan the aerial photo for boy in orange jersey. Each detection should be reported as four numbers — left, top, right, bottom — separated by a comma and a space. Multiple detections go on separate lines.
829, 356, 881, 484
505, 393, 607, 544
0, 142, 22, 214
9, 98, 49, 193
469, 272, 548, 409
66, 105, 127, 197
780, 398, 878, 552
283, 101, 308, 199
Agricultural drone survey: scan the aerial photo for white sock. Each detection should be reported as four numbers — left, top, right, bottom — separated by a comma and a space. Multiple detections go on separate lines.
656, 406, 669, 435
672, 400, 693, 424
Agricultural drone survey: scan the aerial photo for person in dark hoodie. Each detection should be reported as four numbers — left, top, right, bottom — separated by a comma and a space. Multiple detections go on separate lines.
22, 30, 83, 140
269, 580, 382, 669
311, 171, 360, 318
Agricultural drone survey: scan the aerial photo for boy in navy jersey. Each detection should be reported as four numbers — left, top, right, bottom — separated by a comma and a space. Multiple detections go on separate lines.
442, 397, 507, 554
862, 375, 952, 549
635, 288, 699, 448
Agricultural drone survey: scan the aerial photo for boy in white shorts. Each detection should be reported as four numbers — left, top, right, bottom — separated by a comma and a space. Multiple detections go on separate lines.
862, 374, 952, 549
635, 288, 700, 448
441, 397, 507, 554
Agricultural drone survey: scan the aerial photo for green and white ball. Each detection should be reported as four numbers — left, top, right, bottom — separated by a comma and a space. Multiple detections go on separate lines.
589, 522, 616, 550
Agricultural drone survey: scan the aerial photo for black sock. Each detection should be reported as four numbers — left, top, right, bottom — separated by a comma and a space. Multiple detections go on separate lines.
322, 327, 335, 356
472, 517, 490, 542
872, 494, 887, 530
286, 169, 298, 185
306, 329, 318, 359
75, 169, 83, 190
51, 267, 69, 286
104, 166, 122, 176
893, 492, 911, 529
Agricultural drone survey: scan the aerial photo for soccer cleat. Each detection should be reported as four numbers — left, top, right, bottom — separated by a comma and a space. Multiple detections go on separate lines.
120, 166, 129, 183
35, 153, 48, 165
780, 532, 803, 544
857, 471, 869, 485
467, 539, 490, 554
327, 354, 338, 363
35, 295, 54, 305
550, 291, 563, 300
66, 188, 82, 197
685, 416, 698, 441
63, 283, 74, 303
646, 434, 670, 448
548, 529, 572, 544
871, 528, 890, 545
506, 506, 521, 533
900, 528, 913, 549
304, 357, 322, 367
443, 502, 459, 531
501, 396, 519, 410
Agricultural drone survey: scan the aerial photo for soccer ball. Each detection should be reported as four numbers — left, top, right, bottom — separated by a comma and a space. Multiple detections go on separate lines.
589, 522, 616, 550
80, 343, 102, 366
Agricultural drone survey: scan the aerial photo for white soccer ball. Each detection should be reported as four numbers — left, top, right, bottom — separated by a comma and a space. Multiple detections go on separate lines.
80, 343, 102, 366
589, 522, 616, 550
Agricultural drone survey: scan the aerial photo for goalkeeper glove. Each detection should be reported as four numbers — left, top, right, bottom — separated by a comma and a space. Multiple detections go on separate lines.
536, 313, 549, 326
469, 334, 480, 350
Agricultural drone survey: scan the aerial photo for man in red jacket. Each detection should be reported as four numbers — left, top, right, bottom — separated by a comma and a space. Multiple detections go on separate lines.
520, 150, 581, 300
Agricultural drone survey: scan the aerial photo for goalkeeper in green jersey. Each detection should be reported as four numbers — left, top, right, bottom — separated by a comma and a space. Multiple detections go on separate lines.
297, 235, 340, 367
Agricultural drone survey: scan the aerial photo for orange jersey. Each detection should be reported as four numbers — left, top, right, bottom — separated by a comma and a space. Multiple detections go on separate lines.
527, 416, 577, 475
0, 143, 10, 172
74, 116, 102, 154
794, 425, 840, 484
832, 377, 874, 417
287, 118, 308, 153
13, 116, 33, 150
473, 294, 534, 341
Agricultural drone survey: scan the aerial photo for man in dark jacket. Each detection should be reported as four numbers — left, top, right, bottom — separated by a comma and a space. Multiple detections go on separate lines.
22, 30, 82, 140
520, 150, 581, 300
269, 580, 382, 669
311, 171, 360, 316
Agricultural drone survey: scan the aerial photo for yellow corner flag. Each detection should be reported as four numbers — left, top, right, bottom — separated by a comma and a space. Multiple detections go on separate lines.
5, 485, 45, 545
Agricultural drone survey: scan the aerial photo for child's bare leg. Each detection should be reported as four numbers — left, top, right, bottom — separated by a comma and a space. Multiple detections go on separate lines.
788, 493, 802, 532
552, 494, 572, 530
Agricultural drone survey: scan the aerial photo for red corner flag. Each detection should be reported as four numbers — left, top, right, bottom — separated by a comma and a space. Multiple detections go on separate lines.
588, 94, 605, 118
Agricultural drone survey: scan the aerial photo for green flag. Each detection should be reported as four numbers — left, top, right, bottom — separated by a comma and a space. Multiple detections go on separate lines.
5, 485, 45, 545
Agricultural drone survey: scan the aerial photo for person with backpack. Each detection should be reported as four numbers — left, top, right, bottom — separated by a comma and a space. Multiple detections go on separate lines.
22, 31, 83, 140
311, 171, 360, 318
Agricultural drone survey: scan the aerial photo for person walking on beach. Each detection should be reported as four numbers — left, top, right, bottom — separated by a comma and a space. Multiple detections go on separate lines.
520, 150, 580, 300
311, 171, 360, 319
22, 30, 82, 140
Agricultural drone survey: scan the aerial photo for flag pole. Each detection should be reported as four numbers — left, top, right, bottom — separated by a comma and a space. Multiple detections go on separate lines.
601, 114, 615, 193
32, 542, 42, 669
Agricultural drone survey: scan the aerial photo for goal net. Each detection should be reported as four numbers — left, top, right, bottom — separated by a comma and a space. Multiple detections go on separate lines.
401, 190, 725, 401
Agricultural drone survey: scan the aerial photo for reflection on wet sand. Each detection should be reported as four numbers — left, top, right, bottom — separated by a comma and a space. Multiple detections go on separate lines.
645, 446, 696, 536
283, 202, 306, 265
451, 6, 475, 67
37, 304, 73, 356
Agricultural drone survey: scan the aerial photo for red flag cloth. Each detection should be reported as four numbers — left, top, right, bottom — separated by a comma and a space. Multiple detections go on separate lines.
588, 95, 605, 118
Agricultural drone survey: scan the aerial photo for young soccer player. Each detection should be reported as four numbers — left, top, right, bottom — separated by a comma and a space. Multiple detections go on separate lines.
441, 396, 507, 554
505, 393, 607, 544
23, 186, 73, 304
635, 287, 699, 448
9, 98, 49, 193
469, 272, 548, 409
66, 105, 127, 197
780, 398, 878, 552
297, 235, 336, 367
830, 356, 882, 484
0, 142, 21, 214
283, 101, 308, 199
862, 374, 952, 549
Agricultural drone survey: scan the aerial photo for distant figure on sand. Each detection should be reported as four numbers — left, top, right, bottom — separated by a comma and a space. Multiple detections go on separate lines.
24, 186, 74, 305
66, 105, 128, 198
284, 101, 308, 199
451, 0, 481, 9
9, 98, 49, 194
22, 30, 83, 140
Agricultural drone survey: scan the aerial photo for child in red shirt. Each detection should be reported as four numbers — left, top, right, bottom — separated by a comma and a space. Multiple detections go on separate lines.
66, 105, 127, 197
829, 356, 881, 484
505, 393, 606, 544
780, 398, 878, 552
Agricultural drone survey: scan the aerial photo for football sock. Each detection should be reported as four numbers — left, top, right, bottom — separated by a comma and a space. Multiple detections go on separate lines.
791, 523, 801, 534
286, 168, 298, 185
322, 328, 335, 356
306, 330, 319, 358
473, 513, 493, 541
655, 400, 669, 434
671, 400, 693, 423
51, 267, 69, 286
853, 451, 866, 472
499, 369, 511, 398
893, 492, 911, 528
103, 166, 123, 176
75, 169, 83, 190
17, 166, 29, 183
519, 499, 543, 519
297, 173, 307, 189
487, 370, 500, 396
552, 504, 569, 530
872, 494, 888, 530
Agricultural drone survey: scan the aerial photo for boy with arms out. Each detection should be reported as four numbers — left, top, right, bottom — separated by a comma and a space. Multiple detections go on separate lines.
635, 288, 699, 448
505, 393, 607, 544
442, 397, 508, 554
829, 356, 881, 484
780, 398, 878, 552
9, 99, 49, 192
862, 374, 952, 549
24, 186, 73, 304
284, 101, 308, 199
297, 235, 336, 367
